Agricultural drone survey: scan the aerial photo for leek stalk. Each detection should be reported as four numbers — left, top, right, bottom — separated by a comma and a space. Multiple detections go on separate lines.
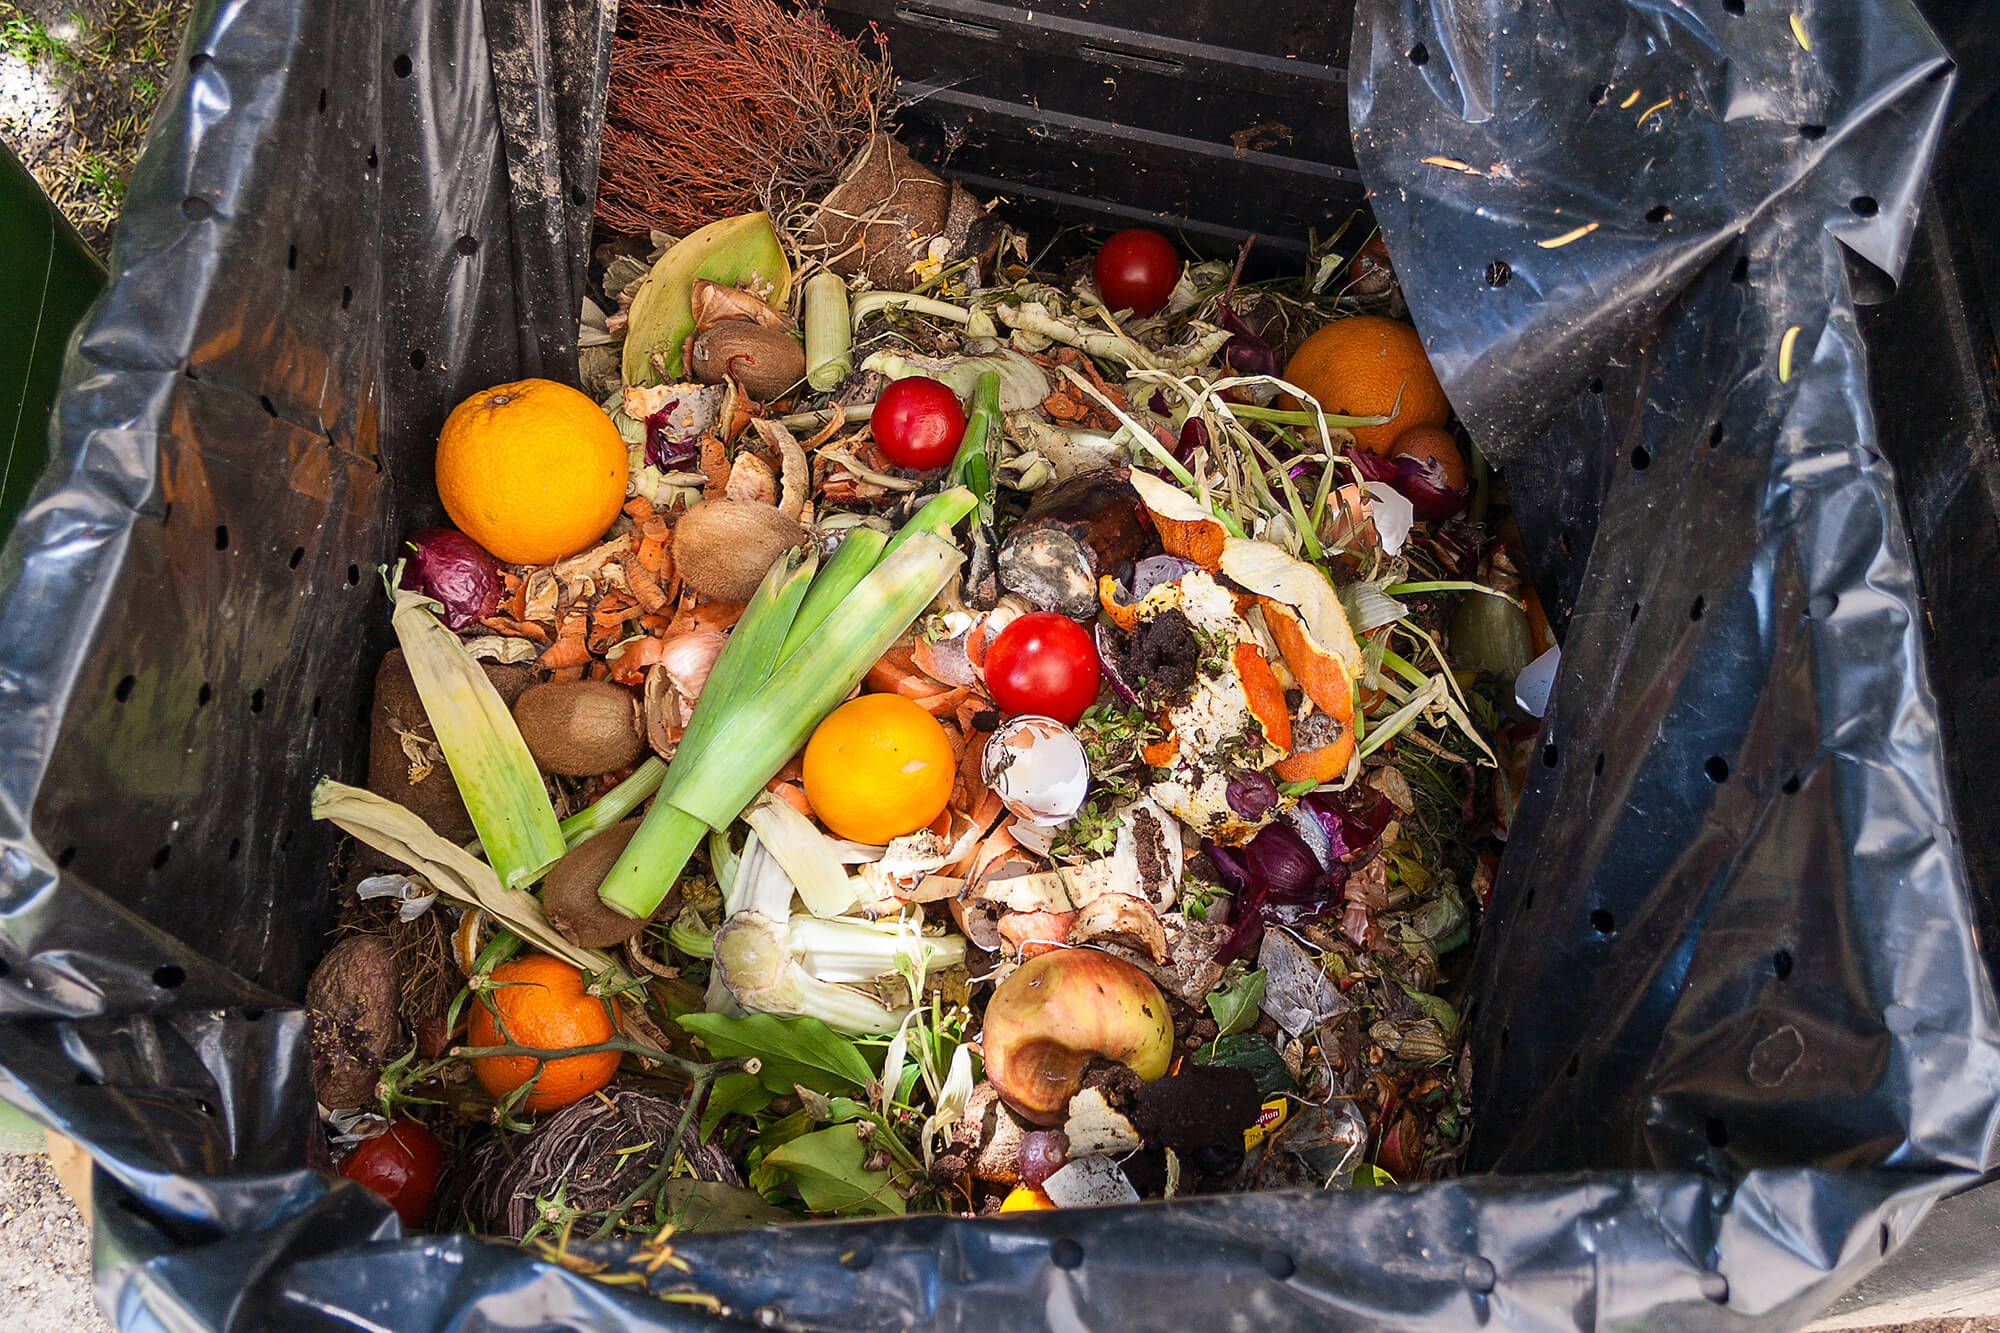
803, 270, 853, 391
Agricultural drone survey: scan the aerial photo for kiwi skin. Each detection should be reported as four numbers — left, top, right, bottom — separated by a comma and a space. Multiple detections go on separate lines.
369, 648, 534, 842
513, 679, 645, 777
544, 819, 652, 947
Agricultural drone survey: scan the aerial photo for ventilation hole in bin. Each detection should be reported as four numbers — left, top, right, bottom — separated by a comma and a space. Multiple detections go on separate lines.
1261, 1249, 1295, 1280
318, 87, 327, 114
114, 675, 135, 702
1731, 255, 1750, 283
1850, 195, 1879, 217
74, 1071, 95, 1086
197, 682, 212, 707
410, 348, 428, 371
393, 53, 413, 77
1523, 886, 1535, 910
1588, 83, 1609, 105
1631, 445, 1650, 470
1049, 1238, 1084, 1270
1589, 908, 1615, 935
286, 244, 297, 271
56, 846, 76, 869
215, 525, 229, 550
181, 197, 212, 221
227, 837, 241, 861
1484, 259, 1511, 288
1704, 756, 1730, 783
1709, 422, 1724, 447
1799, 123, 1826, 140
341, 285, 353, 310
0, 958, 10, 980
290, 546, 305, 569
1630, 601, 1641, 622
259, 395, 277, 418
188, 52, 212, 72
151, 845, 172, 871
455, 234, 480, 256
1565, 1053, 1581, 1078
1782, 773, 1801, 794
347, 563, 361, 585
366, 145, 378, 170
570, 184, 589, 207
1407, 41, 1429, 65
1541, 742, 1559, 768
1722, 0, 1743, 12
1645, 204, 1674, 224
1773, 949, 1794, 979
1593, 752, 1605, 776
250, 688, 266, 714
1689, 595, 1706, 621
1879, 1223, 1892, 1255
1705, 1116, 1729, 1147
1588, 376, 1604, 394
311, 694, 323, 718
1499, 1026, 1511, 1052
153, 964, 185, 988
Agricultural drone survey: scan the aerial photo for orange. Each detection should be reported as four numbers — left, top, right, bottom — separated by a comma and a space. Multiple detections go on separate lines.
1389, 425, 1468, 490
801, 693, 954, 844
467, 954, 620, 1112
999, 1185, 1057, 1211
435, 378, 629, 565
1279, 315, 1451, 453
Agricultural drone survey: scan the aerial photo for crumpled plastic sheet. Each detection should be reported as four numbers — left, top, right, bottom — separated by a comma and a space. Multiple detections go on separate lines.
0, 0, 1994, 1326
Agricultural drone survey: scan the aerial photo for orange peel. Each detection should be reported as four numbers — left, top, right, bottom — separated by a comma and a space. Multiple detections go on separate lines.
1259, 597, 1357, 722
1231, 642, 1292, 752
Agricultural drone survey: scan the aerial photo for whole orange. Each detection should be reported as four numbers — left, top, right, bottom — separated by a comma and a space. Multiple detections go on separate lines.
467, 954, 619, 1112
1279, 315, 1451, 453
435, 378, 628, 565
801, 693, 954, 844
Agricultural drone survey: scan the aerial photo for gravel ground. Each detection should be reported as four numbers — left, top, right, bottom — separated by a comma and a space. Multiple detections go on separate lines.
0, 1152, 110, 1332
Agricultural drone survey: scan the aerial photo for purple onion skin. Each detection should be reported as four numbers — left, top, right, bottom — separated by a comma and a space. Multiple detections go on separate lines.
1094, 623, 1143, 708
1216, 302, 1278, 378
400, 528, 503, 629
1302, 790, 1396, 862
1345, 446, 1467, 521
644, 398, 698, 469
1176, 417, 1210, 463
1019, 1130, 1069, 1189
1225, 770, 1280, 820
1209, 823, 1350, 963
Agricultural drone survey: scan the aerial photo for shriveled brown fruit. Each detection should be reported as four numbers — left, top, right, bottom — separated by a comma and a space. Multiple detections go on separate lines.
671, 499, 806, 602
543, 820, 653, 948
368, 649, 534, 842
513, 680, 645, 777
981, 949, 1175, 1125
305, 934, 402, 1109
689, 320, 806, 401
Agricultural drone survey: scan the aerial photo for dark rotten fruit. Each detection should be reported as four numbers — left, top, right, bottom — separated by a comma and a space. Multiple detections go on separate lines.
305, 934, 403, 1110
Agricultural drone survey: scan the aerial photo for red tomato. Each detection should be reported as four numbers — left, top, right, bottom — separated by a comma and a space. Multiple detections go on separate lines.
1093, 229, 1182, 318
984, 613, 1102, 726
339, 1119, 444, 1227
870, 378, 967, 469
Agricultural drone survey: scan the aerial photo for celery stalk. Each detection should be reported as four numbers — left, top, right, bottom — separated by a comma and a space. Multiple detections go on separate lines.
559, 756, 666, 847
665, 532, 963, 830
779, 526, 888, 663
386, 578, 563, 889
803, 270, 853, 391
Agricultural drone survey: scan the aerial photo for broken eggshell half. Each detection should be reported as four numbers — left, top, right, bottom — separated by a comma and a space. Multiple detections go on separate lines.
982, 715, 1090, 827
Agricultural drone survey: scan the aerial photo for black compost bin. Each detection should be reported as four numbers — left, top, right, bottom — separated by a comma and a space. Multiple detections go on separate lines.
3, 0, 1998, 1327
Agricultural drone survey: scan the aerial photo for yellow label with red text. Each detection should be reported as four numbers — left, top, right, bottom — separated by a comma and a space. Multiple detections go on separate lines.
1243, 1098, 1290, 1150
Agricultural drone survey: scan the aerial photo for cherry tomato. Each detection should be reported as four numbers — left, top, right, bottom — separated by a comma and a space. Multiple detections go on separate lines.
339, 1119, 444, 1227
984, 612, 1102, 726
870, 377, 966, 470
1093, 229, 1182, 318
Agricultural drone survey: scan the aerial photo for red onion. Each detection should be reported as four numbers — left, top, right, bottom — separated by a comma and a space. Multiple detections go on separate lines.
1177, 417, 1209, 462
1345, 445, 1467, 522
399, 528, 502, 629
1210, 823, 1350, 963
1215, 302, 1278, 379
1019, 1130, 1069, 1188
645, 396, 700, 469
1243, 823, 1325, 903
1225, 771, 1280, 820
1300, 790, 1396, 862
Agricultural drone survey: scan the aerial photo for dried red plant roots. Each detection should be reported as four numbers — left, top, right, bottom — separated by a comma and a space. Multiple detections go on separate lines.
598, 0, 896, 237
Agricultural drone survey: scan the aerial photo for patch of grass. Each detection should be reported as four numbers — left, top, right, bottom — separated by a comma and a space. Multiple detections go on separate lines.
1, 16, 85, 71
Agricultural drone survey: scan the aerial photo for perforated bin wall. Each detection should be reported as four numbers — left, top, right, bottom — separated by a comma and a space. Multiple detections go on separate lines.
1, 0, 1997, 1328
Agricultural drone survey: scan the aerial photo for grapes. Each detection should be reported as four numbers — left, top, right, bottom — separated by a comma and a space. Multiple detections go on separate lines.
1019, 1129, 1069, 1189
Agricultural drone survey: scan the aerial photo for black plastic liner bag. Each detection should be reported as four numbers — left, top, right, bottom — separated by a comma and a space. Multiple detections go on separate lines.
1, 0, 1996, 1325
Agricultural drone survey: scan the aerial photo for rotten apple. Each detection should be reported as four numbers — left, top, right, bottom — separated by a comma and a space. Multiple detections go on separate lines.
980, 948, 1174, 1125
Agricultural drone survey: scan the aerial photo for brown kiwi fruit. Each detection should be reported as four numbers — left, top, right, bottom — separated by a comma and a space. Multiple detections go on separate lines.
305, 934, 402, 1109
543, 819, 651, 947
512, 679, 645, 777
671, 499, 806, 602
368, 648, 535, 842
